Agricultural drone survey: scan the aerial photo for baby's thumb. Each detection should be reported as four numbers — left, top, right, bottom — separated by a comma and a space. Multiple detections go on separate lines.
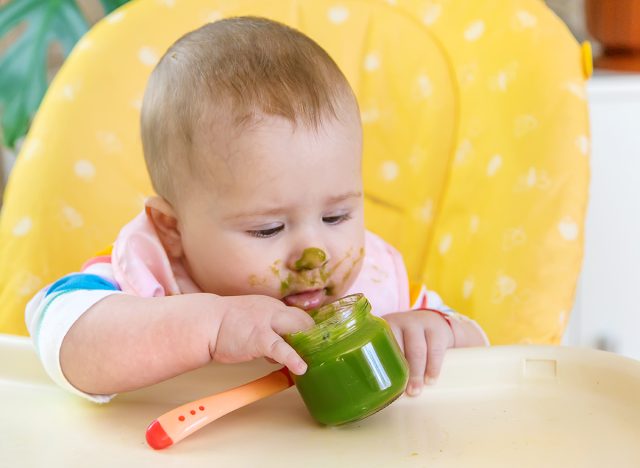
271, 306, 315, 336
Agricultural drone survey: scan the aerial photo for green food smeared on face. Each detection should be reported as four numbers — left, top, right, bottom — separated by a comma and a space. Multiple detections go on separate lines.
294, 247, 327, 271
270, 260, 281, 277
249, 275, 258, 287
280, 274, 292, 295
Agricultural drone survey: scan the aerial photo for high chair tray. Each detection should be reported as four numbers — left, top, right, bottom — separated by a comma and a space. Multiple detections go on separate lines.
1, 334, 639, 467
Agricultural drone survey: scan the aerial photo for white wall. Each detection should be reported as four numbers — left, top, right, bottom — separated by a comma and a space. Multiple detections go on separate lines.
563, 72, 640, 360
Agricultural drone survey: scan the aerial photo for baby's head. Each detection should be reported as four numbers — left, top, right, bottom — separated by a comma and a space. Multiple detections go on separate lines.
140, 17, 364, 309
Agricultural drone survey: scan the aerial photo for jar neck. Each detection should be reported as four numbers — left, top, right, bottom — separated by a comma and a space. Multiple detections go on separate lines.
286, 294, 371, 357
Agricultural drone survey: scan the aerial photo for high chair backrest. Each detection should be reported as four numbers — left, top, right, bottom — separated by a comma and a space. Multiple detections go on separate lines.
0, 0, 591, 344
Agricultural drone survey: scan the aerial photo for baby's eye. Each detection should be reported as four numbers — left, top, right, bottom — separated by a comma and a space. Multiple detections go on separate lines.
323, 213, 352, 225
247, 224, 284, 238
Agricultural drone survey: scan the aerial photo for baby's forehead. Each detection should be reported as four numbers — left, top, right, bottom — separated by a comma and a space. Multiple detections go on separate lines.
193, 105, 361, 163
185, 110, 362, 200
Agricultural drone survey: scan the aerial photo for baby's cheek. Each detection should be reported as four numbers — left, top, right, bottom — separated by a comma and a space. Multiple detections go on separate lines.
246, 259, 288, 295
330, 246, 365, 296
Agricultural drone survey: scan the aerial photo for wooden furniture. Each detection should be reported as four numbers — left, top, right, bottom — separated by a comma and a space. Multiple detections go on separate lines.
586, 0, 640, 71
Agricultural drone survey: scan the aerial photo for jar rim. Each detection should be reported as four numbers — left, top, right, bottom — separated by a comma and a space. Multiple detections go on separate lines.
285, 293, 371, 356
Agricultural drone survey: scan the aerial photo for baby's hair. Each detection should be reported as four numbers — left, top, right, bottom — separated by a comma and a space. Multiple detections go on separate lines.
141, 16, 357, 203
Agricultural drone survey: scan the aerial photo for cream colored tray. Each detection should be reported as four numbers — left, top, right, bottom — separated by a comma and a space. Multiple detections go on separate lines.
2, 334, 640, 467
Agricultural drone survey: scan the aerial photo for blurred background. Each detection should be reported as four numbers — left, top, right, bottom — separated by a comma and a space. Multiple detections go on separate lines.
1, 0, 639, 358
544, 0, 640, 361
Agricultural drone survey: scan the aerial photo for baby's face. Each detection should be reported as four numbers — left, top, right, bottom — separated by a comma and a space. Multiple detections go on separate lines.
176, 112, 364, 310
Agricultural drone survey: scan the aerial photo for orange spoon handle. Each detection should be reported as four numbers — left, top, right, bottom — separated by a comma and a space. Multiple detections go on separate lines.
146, 367, 294, 449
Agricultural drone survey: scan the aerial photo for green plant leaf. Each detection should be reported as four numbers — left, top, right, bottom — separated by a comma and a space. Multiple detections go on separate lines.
99, 0, 130, 12
0, 0, 88, 148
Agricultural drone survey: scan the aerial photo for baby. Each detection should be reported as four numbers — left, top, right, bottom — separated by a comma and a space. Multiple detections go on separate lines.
26, 17, 488, 404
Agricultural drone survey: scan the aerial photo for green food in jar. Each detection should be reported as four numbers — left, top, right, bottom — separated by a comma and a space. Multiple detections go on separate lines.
286, 294, 409, 425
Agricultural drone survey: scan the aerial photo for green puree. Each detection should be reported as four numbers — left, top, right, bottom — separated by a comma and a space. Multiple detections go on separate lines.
286, 294, 409, 426
294, 247, 327, 271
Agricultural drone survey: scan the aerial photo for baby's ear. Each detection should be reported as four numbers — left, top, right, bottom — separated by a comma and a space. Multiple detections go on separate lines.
145, 196, 183, 258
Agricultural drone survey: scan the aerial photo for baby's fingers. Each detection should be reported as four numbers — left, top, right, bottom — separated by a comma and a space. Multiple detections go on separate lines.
424, 329, 449, 383
271, 306, 315, 335
259, 331, 307, 376
388, 323, 403, 353
402, 326, 427, 397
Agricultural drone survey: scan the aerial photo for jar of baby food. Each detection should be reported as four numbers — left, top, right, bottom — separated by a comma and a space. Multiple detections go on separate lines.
286, 294, 409, 426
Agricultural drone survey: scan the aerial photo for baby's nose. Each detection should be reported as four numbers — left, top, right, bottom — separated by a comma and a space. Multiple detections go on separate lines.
289, 247, 329, 272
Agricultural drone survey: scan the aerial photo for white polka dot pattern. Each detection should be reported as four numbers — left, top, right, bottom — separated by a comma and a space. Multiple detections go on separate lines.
470, 215, 480, 233
464, 20, 485, 41
364, 52, 381, 72
486, 154, 502, 177
463, 278, 474, 299
96, 131, 123, 154
493, 274, 517, 303
422, 4, 442, 25
515, 10, 537, 29
20, 138, 41, 161
380, 161, 399, 181
415, 199, 433, 224
328, 6, 349, 24
138, 47, 159, 66
566, 81, 586, 100
61, 84, 76, 100
360, 108, 380, 124
17, 272, 42, 297
454, 139, 473, 164
416, 74, 433, 98
575, 135, 590, 156
74, 160, 96, 181
502, 227, 527, 251
439, 234, 452, 255
558, 218, 579, 241
514, 114, 539, 137
61, 205, 84, 229
205, 10, 223, 23
12, 217, 32, 237
106, 11, 125, 24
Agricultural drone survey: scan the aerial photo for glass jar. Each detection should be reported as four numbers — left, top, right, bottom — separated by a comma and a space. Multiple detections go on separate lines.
286, 294, 409, 426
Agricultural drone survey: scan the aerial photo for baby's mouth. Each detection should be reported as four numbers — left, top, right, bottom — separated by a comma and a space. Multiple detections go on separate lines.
282, 288, 328, 311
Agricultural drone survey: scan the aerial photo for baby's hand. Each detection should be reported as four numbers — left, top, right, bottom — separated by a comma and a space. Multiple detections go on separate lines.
209, 295, 315, 375
383, 310, 454, 396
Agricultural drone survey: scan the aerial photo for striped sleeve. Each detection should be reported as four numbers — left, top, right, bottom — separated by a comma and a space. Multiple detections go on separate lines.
25, 257, 123, 403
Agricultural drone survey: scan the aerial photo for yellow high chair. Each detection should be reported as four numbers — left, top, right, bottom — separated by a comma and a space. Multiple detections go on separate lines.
0, 0, 591, 344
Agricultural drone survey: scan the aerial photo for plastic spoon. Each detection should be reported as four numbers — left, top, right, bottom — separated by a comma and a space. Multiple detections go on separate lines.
146, 367, 294, 449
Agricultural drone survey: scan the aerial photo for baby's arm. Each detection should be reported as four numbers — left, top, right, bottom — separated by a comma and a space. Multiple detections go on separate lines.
60, 293, 312, 396
27, 270, 312, 400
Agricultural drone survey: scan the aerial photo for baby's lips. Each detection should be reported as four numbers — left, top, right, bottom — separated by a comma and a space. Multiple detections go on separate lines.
283, 289, 326, 311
